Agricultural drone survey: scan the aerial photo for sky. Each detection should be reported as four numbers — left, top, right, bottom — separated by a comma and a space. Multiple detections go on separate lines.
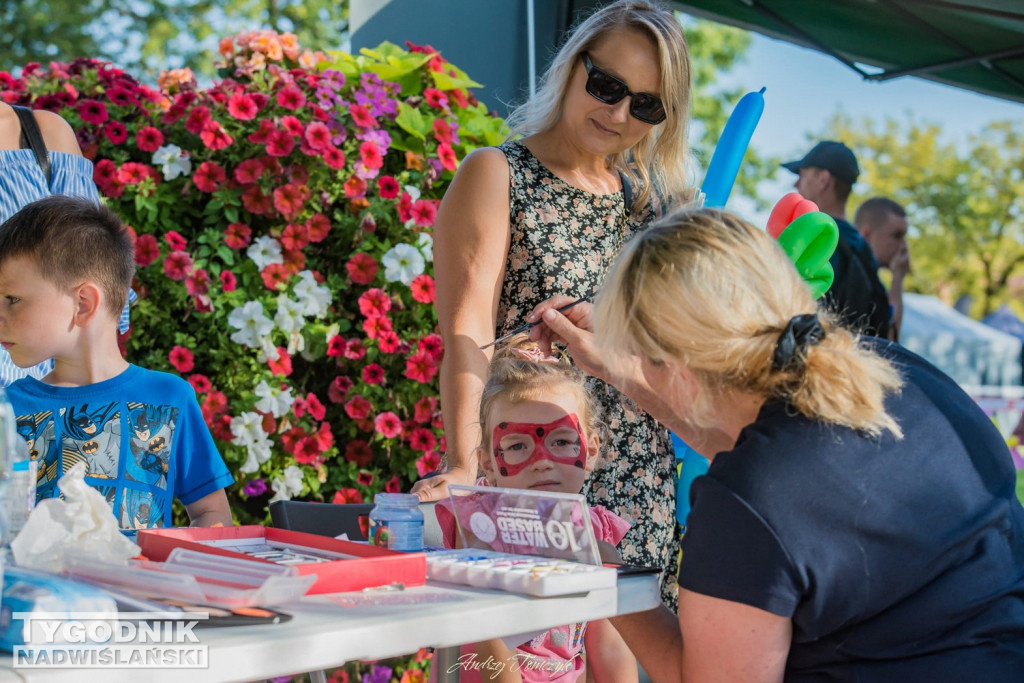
714, 32, 1024, 223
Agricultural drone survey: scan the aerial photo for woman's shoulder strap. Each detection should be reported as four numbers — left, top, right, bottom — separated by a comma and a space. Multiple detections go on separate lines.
12, 105, 51, 181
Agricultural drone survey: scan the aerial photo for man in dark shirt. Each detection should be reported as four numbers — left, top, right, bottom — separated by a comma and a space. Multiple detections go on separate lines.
856, 197, 911, 341
783, 141, 892, 338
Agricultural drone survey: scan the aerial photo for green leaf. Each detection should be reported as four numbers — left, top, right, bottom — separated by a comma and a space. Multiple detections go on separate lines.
395, 102, 430, 140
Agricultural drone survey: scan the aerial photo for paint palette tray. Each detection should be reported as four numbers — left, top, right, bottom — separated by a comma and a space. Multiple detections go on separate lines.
425, 549, 617, 597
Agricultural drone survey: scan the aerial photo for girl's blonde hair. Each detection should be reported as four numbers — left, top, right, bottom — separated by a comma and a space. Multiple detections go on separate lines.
478, 335, 604, 450
596, 208, 904, 439
504, 0, 693, 215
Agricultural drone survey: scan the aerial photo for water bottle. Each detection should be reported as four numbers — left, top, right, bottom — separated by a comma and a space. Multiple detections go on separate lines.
369, 493, 423, 552
0, 388, 35, 545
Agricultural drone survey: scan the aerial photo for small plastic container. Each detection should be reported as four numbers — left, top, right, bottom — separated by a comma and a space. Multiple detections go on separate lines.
369, 493, 424, 552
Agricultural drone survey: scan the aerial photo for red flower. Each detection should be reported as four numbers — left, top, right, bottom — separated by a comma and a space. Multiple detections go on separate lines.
134, 234, 159, 267
117, 162, 152, 185
377, 330, 400, 354
414, 396, 437, 424
304, 393, 326, 421
323, 145, 346, 169
333, 487, 364, 504
437, 142, 458, 171
433, 119, 454, 145
185, 268, 210, 296
268, 347, 292, 376
193, 161, 226, 193
405, 350, 438, 383
279, 222, 309, 251
357, 471, 375, 487
328, 376, 353, 403
357, 288, 391, 318
266, 128, 295, 157
281, 115, 304, 137
411, 199, 438, 227
304, 122, 331, 151
136, 126, 164, 152
408, 427, 437, 453
384, 475, 401, 493
359, 214, 377, 233
165, 230, 187, 251
276, 86, 306, 111
163, 251, 193, 280
224, 222, 252, 249
76, 99, 108, 124
187, 374, 212, 394
346, 253, 378, 285
184, 106, 210, 134
344, 442, 373, 468
410, 274, 436, 304
397, 192, 414, 221
261, 263, 290, 290
200, 119, 233, 150
293, 436, 321, 465
377, 175, 400, 199
362, 315, 392, 340
306, 214, 330, 242
234, 159, 263, 184
344, 339, 366, 361
241, 185, 273, 215
345, 395, 372, 420
220, 270, 238, 292
227, 92, 258, 120
326, 335, 346, 358
362, 363, 385, 385
349, 103, 374, 128
418, 333, 444, 360
315, 422, 334, 450
359, 141, 383, 170
423, 88, 448, 109
273, 183, 310, 218
168, 345, 195, 373
374, 411, 403, 439
102, 121, 127, 145
448, 88, 471, 108
416, 451, 442, 477
344, 176, 367, 199
247, 119, 275, 144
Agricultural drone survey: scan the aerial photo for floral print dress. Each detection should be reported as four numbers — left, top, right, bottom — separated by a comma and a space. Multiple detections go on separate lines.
496, 141, 679, 607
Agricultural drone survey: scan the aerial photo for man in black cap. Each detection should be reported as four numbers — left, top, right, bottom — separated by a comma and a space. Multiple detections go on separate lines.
783, 140, 892, 339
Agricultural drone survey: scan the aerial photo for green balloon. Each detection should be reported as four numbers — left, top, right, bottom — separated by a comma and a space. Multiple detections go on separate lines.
775, 212, 839, 299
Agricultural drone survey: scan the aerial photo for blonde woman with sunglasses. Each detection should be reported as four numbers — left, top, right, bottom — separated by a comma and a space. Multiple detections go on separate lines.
414, 0, 692, 609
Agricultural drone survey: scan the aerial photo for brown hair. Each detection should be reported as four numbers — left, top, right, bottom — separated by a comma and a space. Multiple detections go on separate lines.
0, 196, 134, 316
596, 207, 903, 438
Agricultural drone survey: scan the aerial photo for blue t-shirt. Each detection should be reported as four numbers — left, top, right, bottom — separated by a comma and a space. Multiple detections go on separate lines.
7, 365, 234, 529
679, 339, 1024, 680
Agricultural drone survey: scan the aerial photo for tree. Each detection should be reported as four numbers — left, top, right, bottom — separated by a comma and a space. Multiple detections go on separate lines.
1, 0, 349, 77
829, 114, 1024, 317
681, 16, 778, 207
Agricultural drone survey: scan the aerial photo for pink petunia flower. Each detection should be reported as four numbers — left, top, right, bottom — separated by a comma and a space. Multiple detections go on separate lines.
163, 251, 194, 280
357, 470, 375, 487
410, 274, 436, 304
102, 121, 127, 145
168, 345, 195, 373
220, 270, 238, 292
293, 437, 321, 465
261, 263, 291, 290
328, 376, 354, 404
413, 396, 437, 424
164, 230, 187, 251
184, 106, 211, 134
349, 103, 375, 128
344, 339, 366, 361
377, 175, 400, 199
306, 214, 330, 242
362, 363, 385, 385
304, 122, 331, 151
362, 315, 392, 340
187, 374, 212, 394
276, 86, 306, 111
408, 428, 437, 453
200, 119, 233, 150
418, 333, 444, 360
193, 161, 226, 193
227, 92, 258, 120
377, 331, 400, 354
357, 288, 391, 318
346, 253, 378, 285
405, 350, 438, 383
136, 126, 164, 152
433, 119, 454, 145
411, 199, 438, 227
416, 451, 442, 477
234, 158, 264, 184
333, 487, 364, 504
374, 412, 402, 439
344, 176, 367, 199
437, 142, 458, 171
76, 99, 108, 124
265, 128, 295, 157
279, 222, 309, 251
268, 347, 293, 376
359, 141, 383, 170
384, 475, 401, 493
423, 88, 448, 109
344, 395, 372, 420
134, 234, 159, 267
322, 145, 346, 169
273, 183, 310, 218
185, 268, 210, 296
224, 222, 252, 249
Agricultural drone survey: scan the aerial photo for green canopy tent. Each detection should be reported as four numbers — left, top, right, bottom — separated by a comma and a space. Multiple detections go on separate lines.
667, 0, 1024, 104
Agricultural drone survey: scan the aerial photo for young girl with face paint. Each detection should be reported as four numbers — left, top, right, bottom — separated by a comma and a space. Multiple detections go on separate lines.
432, 335, 638, 683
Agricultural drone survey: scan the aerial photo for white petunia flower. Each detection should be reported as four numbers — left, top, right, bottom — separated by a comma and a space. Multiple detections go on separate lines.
403, 184, 421, 202
416, 232, 433, 262
257, 336, 280, 362
292, 270, 332, 318
239, 437, 273, 474
254, 380, 294, 417
274, 294, 307, 333
247, 236, 284, 270
270, 465, 305, 502
227, 301, 274, 349
152, 144, 191, 180
230, 411, 267, 447
381, 243, 425, 286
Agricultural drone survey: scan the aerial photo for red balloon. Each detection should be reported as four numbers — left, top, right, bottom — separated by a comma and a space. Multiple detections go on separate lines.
767, 192, 818, 239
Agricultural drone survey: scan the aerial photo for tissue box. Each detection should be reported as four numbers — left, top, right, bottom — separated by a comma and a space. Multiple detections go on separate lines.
137, 526, 426, 594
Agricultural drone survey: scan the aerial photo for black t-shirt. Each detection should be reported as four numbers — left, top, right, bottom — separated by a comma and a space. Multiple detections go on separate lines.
822, 219, 892, 338
679, 340, 1024, 681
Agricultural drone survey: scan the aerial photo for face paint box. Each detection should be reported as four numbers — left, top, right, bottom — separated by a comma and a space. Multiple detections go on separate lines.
136, 526, 426, 594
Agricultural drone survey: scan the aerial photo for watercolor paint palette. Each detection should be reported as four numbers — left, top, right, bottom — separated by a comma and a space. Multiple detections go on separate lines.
425, 549, 617, 597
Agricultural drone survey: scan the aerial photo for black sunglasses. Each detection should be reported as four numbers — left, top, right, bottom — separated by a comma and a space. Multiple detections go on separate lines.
580, 53, 666, 125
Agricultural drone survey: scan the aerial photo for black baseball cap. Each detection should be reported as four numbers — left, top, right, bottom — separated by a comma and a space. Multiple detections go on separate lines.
782, 141, 860, 184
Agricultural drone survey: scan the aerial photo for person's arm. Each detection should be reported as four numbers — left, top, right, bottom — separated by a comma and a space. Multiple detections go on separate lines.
474, 638, 523, 683
411, 148, 512, 502
887, 242, 910, 342
34, 109, 85, 156
611, 590, 791, 683
184, 489, 233, 527
584, 618, 638, 683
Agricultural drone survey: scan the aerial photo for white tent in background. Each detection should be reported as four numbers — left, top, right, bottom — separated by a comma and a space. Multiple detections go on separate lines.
900, 293, 1023, 388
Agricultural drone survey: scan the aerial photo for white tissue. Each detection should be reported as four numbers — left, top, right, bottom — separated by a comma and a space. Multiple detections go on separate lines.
11, 462, 141, 571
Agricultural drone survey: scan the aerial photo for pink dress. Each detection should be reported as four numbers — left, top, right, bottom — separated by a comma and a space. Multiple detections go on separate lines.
432, 485, 630, 682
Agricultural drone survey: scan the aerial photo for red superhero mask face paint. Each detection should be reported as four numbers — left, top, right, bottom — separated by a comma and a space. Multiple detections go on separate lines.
491, 414, 588, 477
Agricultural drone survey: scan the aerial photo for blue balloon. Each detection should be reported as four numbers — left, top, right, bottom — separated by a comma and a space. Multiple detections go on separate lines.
701, 87, 766, 209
